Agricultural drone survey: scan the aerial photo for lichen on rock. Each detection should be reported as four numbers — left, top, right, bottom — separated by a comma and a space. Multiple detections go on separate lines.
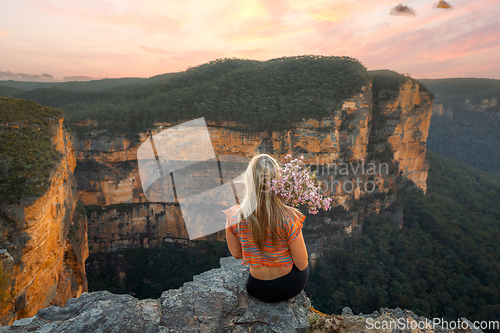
308, 305, 484, 333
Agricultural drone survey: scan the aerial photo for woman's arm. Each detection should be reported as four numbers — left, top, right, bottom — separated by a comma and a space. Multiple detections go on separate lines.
289, 229, 308, 271
226, 226, 242, 260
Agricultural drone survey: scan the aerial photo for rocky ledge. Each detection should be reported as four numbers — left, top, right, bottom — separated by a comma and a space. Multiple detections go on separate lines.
0, 257, 483, 333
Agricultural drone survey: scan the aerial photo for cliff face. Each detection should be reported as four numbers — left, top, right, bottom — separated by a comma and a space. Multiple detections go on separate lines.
375, 80, 433, 193
73, 79, 432, 253
0, 118, 88, 325
86, 202, 225, 253
0, 258, 482, 333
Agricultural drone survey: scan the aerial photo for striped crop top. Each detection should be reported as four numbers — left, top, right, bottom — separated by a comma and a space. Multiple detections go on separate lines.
223, 204, 306, 267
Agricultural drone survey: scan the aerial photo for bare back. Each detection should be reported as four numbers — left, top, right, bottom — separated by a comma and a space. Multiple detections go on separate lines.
249, 265, 293, 280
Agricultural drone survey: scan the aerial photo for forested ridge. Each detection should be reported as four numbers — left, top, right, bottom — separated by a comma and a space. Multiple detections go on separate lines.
0, 56, 437, 161
0, 98, 64, 204
0, 58, 433, 206
1, 56, 368, 134
421, 78, 500, 174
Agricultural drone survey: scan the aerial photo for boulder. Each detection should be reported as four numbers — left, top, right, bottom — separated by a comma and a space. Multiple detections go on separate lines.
0, 257, 310, 333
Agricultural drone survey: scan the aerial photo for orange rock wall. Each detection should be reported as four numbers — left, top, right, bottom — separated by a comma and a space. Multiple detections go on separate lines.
0, 118, 88, 325
86, 203, 224, 253
377, 80, 433, 193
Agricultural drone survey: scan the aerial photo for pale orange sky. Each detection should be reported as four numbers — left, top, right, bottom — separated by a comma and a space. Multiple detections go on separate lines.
1, 0, 499, 81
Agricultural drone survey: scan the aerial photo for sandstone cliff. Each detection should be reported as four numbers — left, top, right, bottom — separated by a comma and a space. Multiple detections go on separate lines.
84, 202, 224, 253
73, 78, 432, 253
0, 116, 88, 325
0, 257, 482, 333
373, 79, 432, 193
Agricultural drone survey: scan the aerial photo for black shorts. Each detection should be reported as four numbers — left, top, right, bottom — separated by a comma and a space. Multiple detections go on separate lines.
245, 264, 309, 303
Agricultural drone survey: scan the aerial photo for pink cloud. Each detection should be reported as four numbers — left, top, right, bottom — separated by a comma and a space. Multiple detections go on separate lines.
434, 0, 453, 9
307, 0, 500, 74
390, 4, 417, 17
419, 23, 500, 61
316, 0, 494, 55
357, 22, 500, 74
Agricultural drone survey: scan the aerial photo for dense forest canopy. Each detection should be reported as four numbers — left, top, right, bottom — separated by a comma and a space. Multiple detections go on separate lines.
62, 56, 369, 133
307, 151, 500, 323
86, 241, 230, 300
0, 57, 359, 133
0, 97, 63, 204
370, 69, 433, 100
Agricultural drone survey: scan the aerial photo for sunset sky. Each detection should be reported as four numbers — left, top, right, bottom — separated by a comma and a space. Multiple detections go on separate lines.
1, 0, 499, 81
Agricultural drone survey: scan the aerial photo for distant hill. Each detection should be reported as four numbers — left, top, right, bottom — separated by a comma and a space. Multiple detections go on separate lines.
420, 78, 500, 173
0, 77, 149, 92
0, 56, 375, 134
0, 85, 22, 98
0, 74, 181, 96
419, 78, 500, 105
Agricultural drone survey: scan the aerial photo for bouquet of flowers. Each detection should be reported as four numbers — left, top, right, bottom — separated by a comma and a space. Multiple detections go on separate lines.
269, 155, 332, 214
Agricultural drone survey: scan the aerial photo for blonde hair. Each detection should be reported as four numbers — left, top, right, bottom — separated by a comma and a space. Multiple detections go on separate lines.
237, 154, 301, 251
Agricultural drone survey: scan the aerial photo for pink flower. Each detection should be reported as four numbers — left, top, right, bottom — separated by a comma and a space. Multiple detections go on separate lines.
268, 155, 332, 214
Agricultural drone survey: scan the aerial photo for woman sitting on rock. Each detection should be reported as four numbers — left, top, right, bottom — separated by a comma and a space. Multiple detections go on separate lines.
223, 154, 309, 303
